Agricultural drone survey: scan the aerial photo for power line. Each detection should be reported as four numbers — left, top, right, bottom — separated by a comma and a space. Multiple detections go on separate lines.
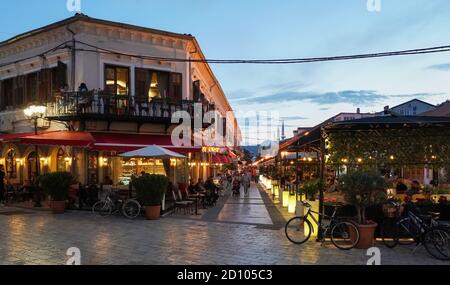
3, 39, 450, 69
0, 41, 71, 69
74, 40, 450, 64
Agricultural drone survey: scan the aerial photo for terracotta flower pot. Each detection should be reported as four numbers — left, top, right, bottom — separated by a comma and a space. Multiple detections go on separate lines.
145, 205, 161, 220
50, 201, 66, 214
349, 222, 378, 249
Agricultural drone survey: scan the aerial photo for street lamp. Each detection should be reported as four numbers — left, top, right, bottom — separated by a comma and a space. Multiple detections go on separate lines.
24, 104, 47, 207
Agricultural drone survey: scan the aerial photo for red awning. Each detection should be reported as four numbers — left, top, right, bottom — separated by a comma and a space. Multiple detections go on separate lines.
19, 131, 94, 147
228, 151, 238, 159
223, 155, 233, 164
90, 133, 201, 153
212, 154, 232, 164
0, 131, 56, 143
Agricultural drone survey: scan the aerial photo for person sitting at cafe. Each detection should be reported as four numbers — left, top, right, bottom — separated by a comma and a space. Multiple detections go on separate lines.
204, 177, 219, 206
396, 179, 408, 194
188, 179, 198, 195
406, 180, 421, 197
103, 176, 114, 186
195, 178, 206, 193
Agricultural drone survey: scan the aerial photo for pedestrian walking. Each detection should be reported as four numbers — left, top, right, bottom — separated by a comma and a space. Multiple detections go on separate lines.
241, 171, 251, 197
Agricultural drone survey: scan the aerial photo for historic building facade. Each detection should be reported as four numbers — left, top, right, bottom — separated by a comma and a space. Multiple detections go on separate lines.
0, 14, 241, 186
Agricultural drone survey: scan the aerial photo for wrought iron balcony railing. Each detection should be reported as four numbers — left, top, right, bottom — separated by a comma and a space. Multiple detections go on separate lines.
46, 91, 216, 122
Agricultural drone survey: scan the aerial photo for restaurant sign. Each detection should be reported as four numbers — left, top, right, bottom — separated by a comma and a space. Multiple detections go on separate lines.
202, 147, 221, 153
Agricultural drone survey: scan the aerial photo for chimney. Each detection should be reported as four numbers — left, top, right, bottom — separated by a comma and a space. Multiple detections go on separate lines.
356, 108, 360, 114
384, 106, 390, 115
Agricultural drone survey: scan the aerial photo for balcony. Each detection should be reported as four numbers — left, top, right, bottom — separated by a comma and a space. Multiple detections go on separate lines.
45, 91, 217, 124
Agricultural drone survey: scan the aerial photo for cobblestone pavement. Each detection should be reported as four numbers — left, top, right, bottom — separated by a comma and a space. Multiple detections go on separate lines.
0, 184, 448, 265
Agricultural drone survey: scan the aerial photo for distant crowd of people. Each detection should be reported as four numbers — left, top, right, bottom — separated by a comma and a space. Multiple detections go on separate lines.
187, 169, 257, 200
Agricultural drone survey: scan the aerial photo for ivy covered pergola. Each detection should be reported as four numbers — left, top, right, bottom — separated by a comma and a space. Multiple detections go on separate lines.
325, 116, 450, 169
274, 116, 450, 238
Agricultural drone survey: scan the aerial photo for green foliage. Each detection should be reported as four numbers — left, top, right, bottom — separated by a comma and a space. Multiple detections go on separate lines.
39, 172, 75, 201
132, 174, 169, 206
434, 188, 450, 195
327, 128, 450, 168
301, 179, 323, 201
338, 171, 387, 224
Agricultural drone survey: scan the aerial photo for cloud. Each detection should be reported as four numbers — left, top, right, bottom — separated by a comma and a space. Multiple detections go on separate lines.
280, 116, 309, 121
240, 90, 388, 106
392, 92, 444, 99
235, 89, 443, 107
259, 82, 307, 92
428, 63, 450, 71
228, 81, 308, 103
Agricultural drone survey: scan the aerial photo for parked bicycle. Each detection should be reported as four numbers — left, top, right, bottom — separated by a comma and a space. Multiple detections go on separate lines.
285, 201, 360, 250
381, 201, 450, 261
92, 191, 141, 219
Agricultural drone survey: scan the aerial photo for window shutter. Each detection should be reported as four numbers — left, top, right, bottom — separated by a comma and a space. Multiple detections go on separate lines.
169, 73, 182, 102
16, 75, 25, 107
135, 68, 148, 99
38, 68, 51, 103
193, 80, 201, 102
56, 61, 67, 89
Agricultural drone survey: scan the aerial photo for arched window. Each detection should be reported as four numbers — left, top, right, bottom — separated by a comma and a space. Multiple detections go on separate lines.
56, 148, 66, 172
5, 149, 17, 178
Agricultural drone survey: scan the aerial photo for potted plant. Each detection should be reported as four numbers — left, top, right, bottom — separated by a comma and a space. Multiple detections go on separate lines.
133, 174, 169, 220
338, 171, 387, 249
301, 179, 323, 201
39, 172, 75, 214
295, 180, 323, 228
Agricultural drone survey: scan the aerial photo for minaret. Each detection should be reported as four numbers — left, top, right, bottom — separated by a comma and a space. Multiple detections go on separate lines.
277, 126, 280, 142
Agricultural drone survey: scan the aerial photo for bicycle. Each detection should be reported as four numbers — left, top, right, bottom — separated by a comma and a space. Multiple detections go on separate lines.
285, 201, 360, 250
381, 202, 450, 261
92, 191, 141, 219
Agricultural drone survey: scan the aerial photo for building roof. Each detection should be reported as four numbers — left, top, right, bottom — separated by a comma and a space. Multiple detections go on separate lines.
0, 13, 193, 48
389, 99, 436, 110
325, 115, 450, 131
422, 101, 450, 117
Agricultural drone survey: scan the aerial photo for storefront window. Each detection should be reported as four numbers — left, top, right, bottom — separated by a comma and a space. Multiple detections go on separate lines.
88, 151, 99, 185
5, 149, 17, 179
119, 158, 167, 185
56, 148, 67, 172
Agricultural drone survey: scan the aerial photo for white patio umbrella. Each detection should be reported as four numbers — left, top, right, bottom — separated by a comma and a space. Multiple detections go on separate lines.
119, 145, 186, 159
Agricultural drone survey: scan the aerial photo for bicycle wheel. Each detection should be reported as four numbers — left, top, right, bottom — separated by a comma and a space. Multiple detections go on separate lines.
285, 217, 312, 245
397, 220, 416, 246
330, 221, 359, 250
122, 199, 141, 219
381, 218, 399, 248
424, 227, 450, 261
92, 201, 112, 217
